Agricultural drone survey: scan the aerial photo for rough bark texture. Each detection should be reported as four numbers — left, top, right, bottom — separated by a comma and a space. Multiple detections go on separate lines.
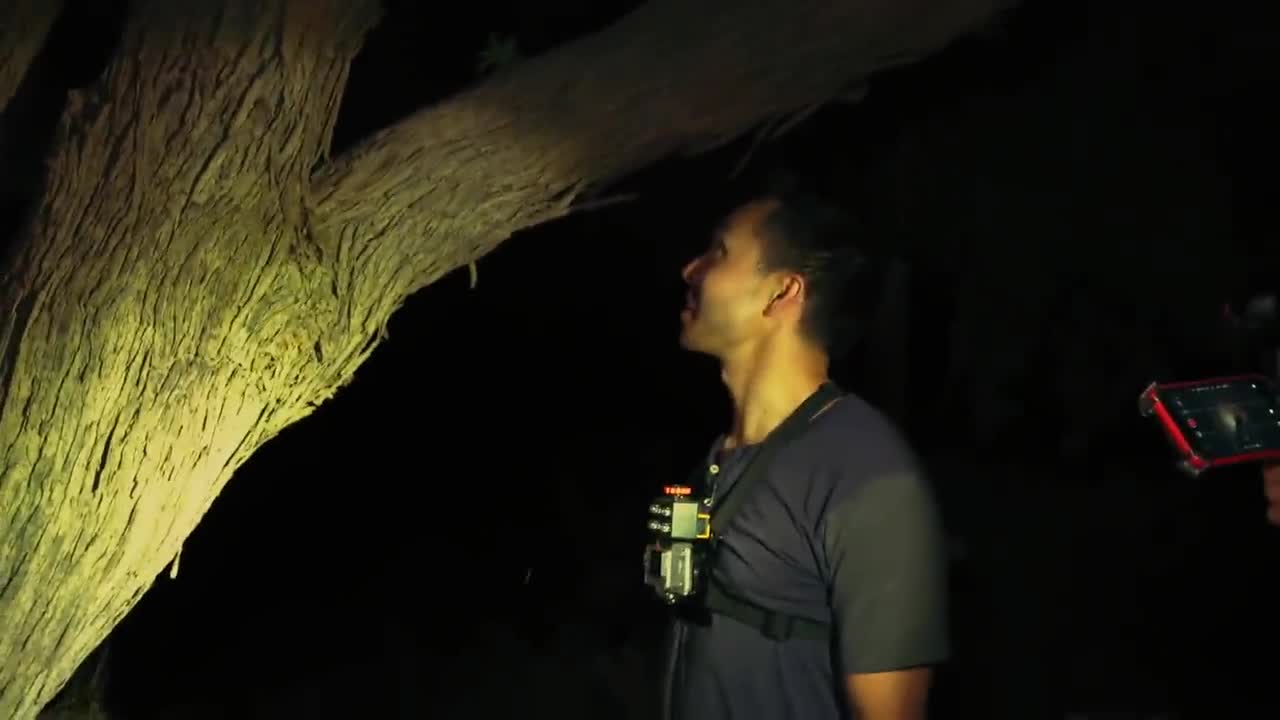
312, 0, 1017, 309
0, 2, 383, 715
0, 0, 65, 115
0, 0, 1012, 716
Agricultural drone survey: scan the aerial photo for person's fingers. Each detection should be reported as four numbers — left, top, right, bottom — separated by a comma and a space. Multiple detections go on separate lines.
1265, 464, 1280, 502
1264, 465, 1280, 525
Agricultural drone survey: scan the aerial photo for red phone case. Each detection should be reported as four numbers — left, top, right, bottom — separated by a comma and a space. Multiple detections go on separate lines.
1140, 374, 1280, 475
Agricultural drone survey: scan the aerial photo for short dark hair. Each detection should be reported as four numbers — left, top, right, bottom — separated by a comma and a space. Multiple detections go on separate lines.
754, 188, 882, 359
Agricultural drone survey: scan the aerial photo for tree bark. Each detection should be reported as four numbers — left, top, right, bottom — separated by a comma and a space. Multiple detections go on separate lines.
0, 0, 65, 115
0, 2, 383, 715
0, 0, 1012, 716
312, 0, 1017, 308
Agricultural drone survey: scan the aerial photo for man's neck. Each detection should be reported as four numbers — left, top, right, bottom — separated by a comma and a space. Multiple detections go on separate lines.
720, 339, 829, 449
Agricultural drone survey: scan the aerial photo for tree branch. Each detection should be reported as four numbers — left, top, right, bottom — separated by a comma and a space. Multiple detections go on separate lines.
311, 0, 1017, 326
0, 0, 65, 116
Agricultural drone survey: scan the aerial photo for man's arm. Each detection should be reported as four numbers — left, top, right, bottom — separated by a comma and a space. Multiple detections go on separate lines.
822, 469, 950, 719
843, 668, 933, 720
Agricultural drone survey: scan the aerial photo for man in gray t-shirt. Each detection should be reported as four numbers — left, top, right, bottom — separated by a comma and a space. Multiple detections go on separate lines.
665, 187, 949, 719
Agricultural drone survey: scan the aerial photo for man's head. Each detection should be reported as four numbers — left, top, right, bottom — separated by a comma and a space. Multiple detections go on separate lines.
678, 189, 877, 362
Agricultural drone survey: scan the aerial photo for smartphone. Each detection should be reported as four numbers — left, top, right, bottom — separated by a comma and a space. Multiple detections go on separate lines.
1139, 374, 1280, 475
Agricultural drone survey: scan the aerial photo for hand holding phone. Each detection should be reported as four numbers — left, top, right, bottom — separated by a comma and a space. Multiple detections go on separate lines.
1264, 464, 1280, 526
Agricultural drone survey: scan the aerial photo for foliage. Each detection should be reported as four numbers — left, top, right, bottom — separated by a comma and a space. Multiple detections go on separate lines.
475, 32, 524, 76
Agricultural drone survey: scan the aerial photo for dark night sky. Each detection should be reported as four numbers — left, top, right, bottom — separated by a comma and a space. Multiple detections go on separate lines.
7, 1, 1279, 718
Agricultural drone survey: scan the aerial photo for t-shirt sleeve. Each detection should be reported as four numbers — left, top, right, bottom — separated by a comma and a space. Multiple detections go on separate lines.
821, 469, 950, 674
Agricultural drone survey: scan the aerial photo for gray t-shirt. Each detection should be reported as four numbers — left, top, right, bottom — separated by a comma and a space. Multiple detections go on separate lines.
664, 392, 950, 720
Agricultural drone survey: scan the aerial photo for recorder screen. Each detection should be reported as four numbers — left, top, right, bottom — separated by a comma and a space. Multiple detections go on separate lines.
1160, 379, 1280, 460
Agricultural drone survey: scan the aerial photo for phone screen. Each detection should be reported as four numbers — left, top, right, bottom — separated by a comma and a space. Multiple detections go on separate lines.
1159, 378, 1280, 460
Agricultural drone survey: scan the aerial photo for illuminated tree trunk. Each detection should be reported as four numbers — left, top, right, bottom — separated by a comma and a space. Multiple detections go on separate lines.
0, 0, 1012, 715
0, 4, 386, 715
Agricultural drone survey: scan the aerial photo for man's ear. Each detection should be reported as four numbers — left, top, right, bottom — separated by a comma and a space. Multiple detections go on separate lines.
764, 274, 805, 316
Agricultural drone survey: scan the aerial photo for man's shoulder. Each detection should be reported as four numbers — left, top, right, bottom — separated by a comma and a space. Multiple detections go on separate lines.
797, 392, 920, 476
763, 392, 930, 528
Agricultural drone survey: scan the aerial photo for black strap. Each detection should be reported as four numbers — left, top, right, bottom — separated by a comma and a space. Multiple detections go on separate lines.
705, 581, 831, 642
702, 381, 843, 642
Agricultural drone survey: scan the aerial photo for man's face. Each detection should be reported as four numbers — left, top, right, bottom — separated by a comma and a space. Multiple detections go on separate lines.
678, 199, 784, 356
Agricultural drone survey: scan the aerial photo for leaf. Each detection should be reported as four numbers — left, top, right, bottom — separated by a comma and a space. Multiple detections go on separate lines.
476, 32, 523, 76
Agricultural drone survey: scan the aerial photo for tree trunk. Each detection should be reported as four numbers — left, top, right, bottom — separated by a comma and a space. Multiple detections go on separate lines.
0, 2, 384, 715
0, 0, 1013, 716
0, 0, 65, 114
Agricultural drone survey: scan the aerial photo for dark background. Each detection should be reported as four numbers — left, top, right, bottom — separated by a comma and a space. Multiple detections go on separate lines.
5, 1, 1279, 718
